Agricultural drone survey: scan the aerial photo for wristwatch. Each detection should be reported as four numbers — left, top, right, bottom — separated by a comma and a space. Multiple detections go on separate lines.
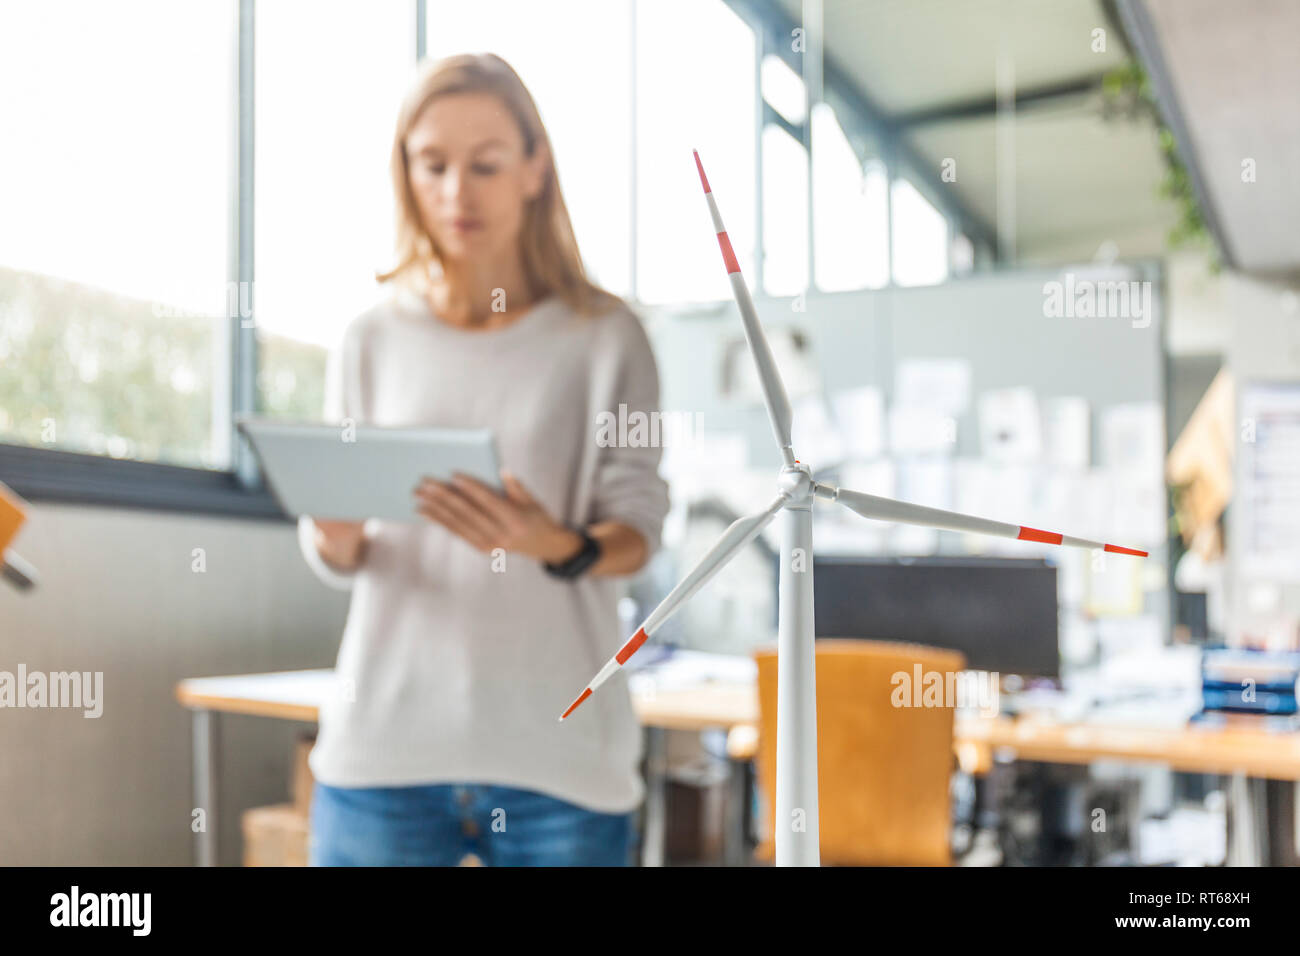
543, 526, 602, 579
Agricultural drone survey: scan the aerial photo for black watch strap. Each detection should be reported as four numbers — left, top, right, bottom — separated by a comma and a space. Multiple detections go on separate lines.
543, 527, 602, 579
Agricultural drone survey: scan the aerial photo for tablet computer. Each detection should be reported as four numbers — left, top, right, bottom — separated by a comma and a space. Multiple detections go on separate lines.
237, 417, 501, 522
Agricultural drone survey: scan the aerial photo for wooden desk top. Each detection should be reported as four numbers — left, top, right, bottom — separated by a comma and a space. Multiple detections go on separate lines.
177, 669, 1300, 781
955, 714, 1300, 780
175, 670, 760, 729
176, 669, 332, 723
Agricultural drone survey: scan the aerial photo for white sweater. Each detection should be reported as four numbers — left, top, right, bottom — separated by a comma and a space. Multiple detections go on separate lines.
297, 285, 671, 813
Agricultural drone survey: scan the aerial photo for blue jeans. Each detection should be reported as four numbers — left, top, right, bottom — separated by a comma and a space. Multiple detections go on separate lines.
308, 781, 635, 866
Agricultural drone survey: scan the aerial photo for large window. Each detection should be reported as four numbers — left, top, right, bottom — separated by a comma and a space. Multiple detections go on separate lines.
636, 0, 756, 305
761, 53, 806, 126
758, 54, 810, 298
812, 105, 888, 292
890, 177, 950, 287
761, 125, 810, 297
1, 0, 971, 511
0, 0, 233, 469
255, 0, 415, 421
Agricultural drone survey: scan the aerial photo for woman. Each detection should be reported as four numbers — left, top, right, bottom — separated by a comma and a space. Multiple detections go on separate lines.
298, 53, 670, 866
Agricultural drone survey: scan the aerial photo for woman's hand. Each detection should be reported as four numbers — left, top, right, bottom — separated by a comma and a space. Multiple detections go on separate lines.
413, 470, 582, 563
311, 518, 368, 571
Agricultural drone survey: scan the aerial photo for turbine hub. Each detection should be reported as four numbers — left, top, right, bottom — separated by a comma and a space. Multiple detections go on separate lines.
777, 462, 813, 502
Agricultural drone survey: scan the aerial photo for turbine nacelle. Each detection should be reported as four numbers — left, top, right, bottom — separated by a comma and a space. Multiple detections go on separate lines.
777, 463, 813, 500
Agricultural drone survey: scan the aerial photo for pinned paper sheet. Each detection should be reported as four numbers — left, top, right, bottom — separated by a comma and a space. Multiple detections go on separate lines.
1238, 383, 1300, 578
1101, 402, 1164, 473
895, 358, 972, 417
1044, 397, 1090, 469
890, 405, 957, 455
830, 386, 885, 460
978, 388, 1042, 463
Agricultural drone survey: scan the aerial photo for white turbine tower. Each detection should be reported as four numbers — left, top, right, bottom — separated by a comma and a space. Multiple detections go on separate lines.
560, 150, 1148, 867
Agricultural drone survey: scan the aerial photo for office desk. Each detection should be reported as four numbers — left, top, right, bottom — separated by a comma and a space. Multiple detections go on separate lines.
176, 670, 331, 867
175, 669, 758, 867
728, 708, 1300, 865
179, 669, 1299, 866
628, 683, 758, 865
953, 715, 1300, 780
955, 715, 1300, 866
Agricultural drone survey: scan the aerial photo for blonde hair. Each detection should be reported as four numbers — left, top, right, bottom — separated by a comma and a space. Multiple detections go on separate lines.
376, 52, 624, 319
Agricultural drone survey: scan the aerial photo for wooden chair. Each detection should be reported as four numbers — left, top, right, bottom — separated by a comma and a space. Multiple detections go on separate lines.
752, 639, 965, 866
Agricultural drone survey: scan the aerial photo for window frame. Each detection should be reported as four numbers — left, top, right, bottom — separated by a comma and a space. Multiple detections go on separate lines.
0, 442, 283, 520
729, 0, 988, 304
0, 0, 422, 521
2, 0, 984, 518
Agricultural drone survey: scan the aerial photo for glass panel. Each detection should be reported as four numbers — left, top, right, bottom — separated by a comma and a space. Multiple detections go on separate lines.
761, 54, 807, 126
423, 0, 633, 299
762, 125, 809, 297
0, 0, 232, 467
255, 0, 415, 421
951, 231, 975, 276
812, 105, 888, 292
636, 0, 755, 304
891, 178, 949, 287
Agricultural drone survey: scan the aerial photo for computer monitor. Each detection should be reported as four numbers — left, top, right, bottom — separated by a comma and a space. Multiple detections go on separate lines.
793, 555, 1060, 678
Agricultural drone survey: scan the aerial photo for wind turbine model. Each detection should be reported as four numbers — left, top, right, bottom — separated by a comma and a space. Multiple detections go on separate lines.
560, 150, 1148, 867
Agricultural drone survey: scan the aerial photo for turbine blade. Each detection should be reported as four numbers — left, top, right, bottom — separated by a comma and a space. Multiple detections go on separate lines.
693, 149, 795, 464
824, 484, 1148, 556
559, 494, 788, 721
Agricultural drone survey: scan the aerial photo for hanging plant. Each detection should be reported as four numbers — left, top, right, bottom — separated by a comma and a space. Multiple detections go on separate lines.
1101, 61, 1219, 270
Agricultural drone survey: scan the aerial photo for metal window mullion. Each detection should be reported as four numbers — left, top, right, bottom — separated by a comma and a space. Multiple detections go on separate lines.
416, 0, 426, 63
946, 213, 958, 278
230, 0, 257, 489
802, 0, 821, 295
882, 141, 894, 287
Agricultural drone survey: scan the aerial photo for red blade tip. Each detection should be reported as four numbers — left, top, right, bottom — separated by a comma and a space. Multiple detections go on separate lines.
559, 687, 591, 722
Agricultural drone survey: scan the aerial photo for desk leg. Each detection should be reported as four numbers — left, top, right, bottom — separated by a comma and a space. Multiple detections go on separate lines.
724, 758, 749, 867
641, 726, 667, 868
193, 709, 219, 867
1266, 779, 1298, 866
1225, 772, 1267, 867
